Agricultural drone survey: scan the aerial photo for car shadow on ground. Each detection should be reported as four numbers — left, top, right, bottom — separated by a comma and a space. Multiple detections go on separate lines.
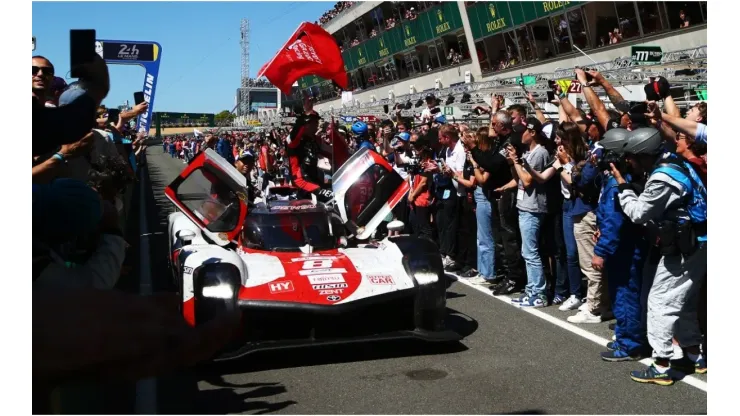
199, 307, 478, 379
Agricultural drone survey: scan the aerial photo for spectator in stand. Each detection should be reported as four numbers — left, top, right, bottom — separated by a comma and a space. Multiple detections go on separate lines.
370, 28, 378, 38
679, 9, 691, 28
405, 7, 418, 20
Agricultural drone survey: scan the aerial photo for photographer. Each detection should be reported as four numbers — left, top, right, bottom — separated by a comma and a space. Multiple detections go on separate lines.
591, 129, 650, 362
611, 128, 707, 386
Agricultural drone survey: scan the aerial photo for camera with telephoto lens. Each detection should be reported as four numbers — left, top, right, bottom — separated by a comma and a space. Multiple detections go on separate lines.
597, 150, 628, 173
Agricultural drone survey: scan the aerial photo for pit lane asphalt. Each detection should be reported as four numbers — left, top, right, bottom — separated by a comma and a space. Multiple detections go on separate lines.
145, 147, 707, 415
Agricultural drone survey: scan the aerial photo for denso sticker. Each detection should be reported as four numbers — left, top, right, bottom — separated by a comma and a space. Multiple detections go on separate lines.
368, 275, 394, 285
307, 274, 346, 285
299, 268, 347, 276
326, 295, 341, 302
269, 281, 294, 294
312, 283, 348, 290
319, 289, 344, 295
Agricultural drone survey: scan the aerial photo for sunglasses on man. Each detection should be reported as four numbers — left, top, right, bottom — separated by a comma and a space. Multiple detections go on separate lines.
33, 66, 54, 76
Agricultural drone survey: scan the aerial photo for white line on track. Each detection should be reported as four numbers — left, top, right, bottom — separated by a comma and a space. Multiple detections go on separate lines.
450, 275, 708, 392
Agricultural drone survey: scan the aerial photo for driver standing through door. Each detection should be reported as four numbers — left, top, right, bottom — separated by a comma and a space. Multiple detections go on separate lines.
286, 97, 348, 204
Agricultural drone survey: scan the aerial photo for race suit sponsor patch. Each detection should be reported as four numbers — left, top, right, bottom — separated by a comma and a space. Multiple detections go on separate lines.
269, 280, 294, 294
307, 274, 346, 285
183, 266, 194, 274
367, 275, 394, 285
312, 283, 348, 290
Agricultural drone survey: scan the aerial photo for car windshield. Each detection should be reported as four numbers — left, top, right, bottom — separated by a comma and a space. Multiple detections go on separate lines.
242, 212, 336, 251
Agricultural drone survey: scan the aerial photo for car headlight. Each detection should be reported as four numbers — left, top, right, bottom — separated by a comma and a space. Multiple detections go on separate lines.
202, 284, 235, 299
414, 271, 439, 285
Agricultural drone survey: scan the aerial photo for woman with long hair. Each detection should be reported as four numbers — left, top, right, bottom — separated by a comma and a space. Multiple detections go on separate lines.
465, 129, 498, 284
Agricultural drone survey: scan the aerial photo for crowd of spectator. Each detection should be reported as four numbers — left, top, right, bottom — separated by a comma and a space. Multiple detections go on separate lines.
239, 68, 707, 386
32, 48, 242, 412
317, 1, 355, 26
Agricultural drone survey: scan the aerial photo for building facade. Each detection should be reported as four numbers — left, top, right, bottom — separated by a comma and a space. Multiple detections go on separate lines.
302, 1, 707, 112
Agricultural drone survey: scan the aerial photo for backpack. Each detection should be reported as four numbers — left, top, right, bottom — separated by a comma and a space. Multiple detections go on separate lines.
652, 158, 707, 242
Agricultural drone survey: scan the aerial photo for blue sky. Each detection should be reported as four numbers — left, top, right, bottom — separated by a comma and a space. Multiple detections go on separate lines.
32, 1, 334, 113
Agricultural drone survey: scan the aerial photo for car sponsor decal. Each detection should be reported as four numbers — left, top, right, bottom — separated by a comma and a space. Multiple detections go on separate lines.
307, 274, 346, 284
269, 280, 294, 294
291, 256, 338, 262
239, 250, 369, 305
299, 268, 348, 276
319, 289, 344, 295
312, 283, 348, 290
326, 295, 341, 302
367, 274, 394, 285
183, 266, 194, 274
271, 204, 317, 211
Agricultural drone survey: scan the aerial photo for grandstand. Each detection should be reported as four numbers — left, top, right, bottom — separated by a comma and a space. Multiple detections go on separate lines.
297, 1, 706, 118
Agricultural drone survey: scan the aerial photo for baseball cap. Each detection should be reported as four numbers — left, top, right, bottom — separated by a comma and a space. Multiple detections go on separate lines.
525, 117, 542, 134
394, 132, 411, 142
237, 151, 255, 162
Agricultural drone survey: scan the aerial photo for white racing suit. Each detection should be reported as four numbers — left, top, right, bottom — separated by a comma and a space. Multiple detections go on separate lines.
617, 170, 706, 360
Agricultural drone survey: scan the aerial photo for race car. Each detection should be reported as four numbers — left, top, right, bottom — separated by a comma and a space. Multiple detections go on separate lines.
165, 148, 461, 360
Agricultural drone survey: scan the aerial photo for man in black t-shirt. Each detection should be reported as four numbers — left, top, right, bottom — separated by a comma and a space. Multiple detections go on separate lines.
462, 128, 525, 295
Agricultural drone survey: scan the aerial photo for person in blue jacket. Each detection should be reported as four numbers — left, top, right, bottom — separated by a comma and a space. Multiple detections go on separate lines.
215, 134, 235, 165
591, 129, 649, 361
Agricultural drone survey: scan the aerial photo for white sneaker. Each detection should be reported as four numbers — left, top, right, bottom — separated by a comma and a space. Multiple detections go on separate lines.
578, 301, 589, 312
558, 295, 583, 311
468, 275, 488, 285
567, 310, 602, 324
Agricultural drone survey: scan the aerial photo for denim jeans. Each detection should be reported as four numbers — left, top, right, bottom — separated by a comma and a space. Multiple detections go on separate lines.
519, 210, 546, 297
474, 188, 494, 279
561, 200, 583, 297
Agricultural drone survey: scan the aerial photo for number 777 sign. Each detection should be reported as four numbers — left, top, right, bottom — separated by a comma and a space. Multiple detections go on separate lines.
96, 39, 163, 134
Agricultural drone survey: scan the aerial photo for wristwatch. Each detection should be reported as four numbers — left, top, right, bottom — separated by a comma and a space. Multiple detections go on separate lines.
52, 152, 66, 162
556, 166, 564, 173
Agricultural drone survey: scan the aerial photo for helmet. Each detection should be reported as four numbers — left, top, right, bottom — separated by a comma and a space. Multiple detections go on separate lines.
600, 128, 631, 155
622, 128, 662, 155
351, 121, 368, 137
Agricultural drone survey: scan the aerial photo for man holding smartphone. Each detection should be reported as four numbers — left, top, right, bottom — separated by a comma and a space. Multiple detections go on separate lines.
424, 125, 466, 271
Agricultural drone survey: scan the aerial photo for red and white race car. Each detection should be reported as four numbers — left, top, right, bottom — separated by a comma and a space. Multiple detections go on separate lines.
165, 148, 460, 360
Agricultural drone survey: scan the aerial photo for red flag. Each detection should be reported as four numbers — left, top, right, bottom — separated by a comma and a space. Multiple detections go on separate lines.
257, 22, 348, 95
